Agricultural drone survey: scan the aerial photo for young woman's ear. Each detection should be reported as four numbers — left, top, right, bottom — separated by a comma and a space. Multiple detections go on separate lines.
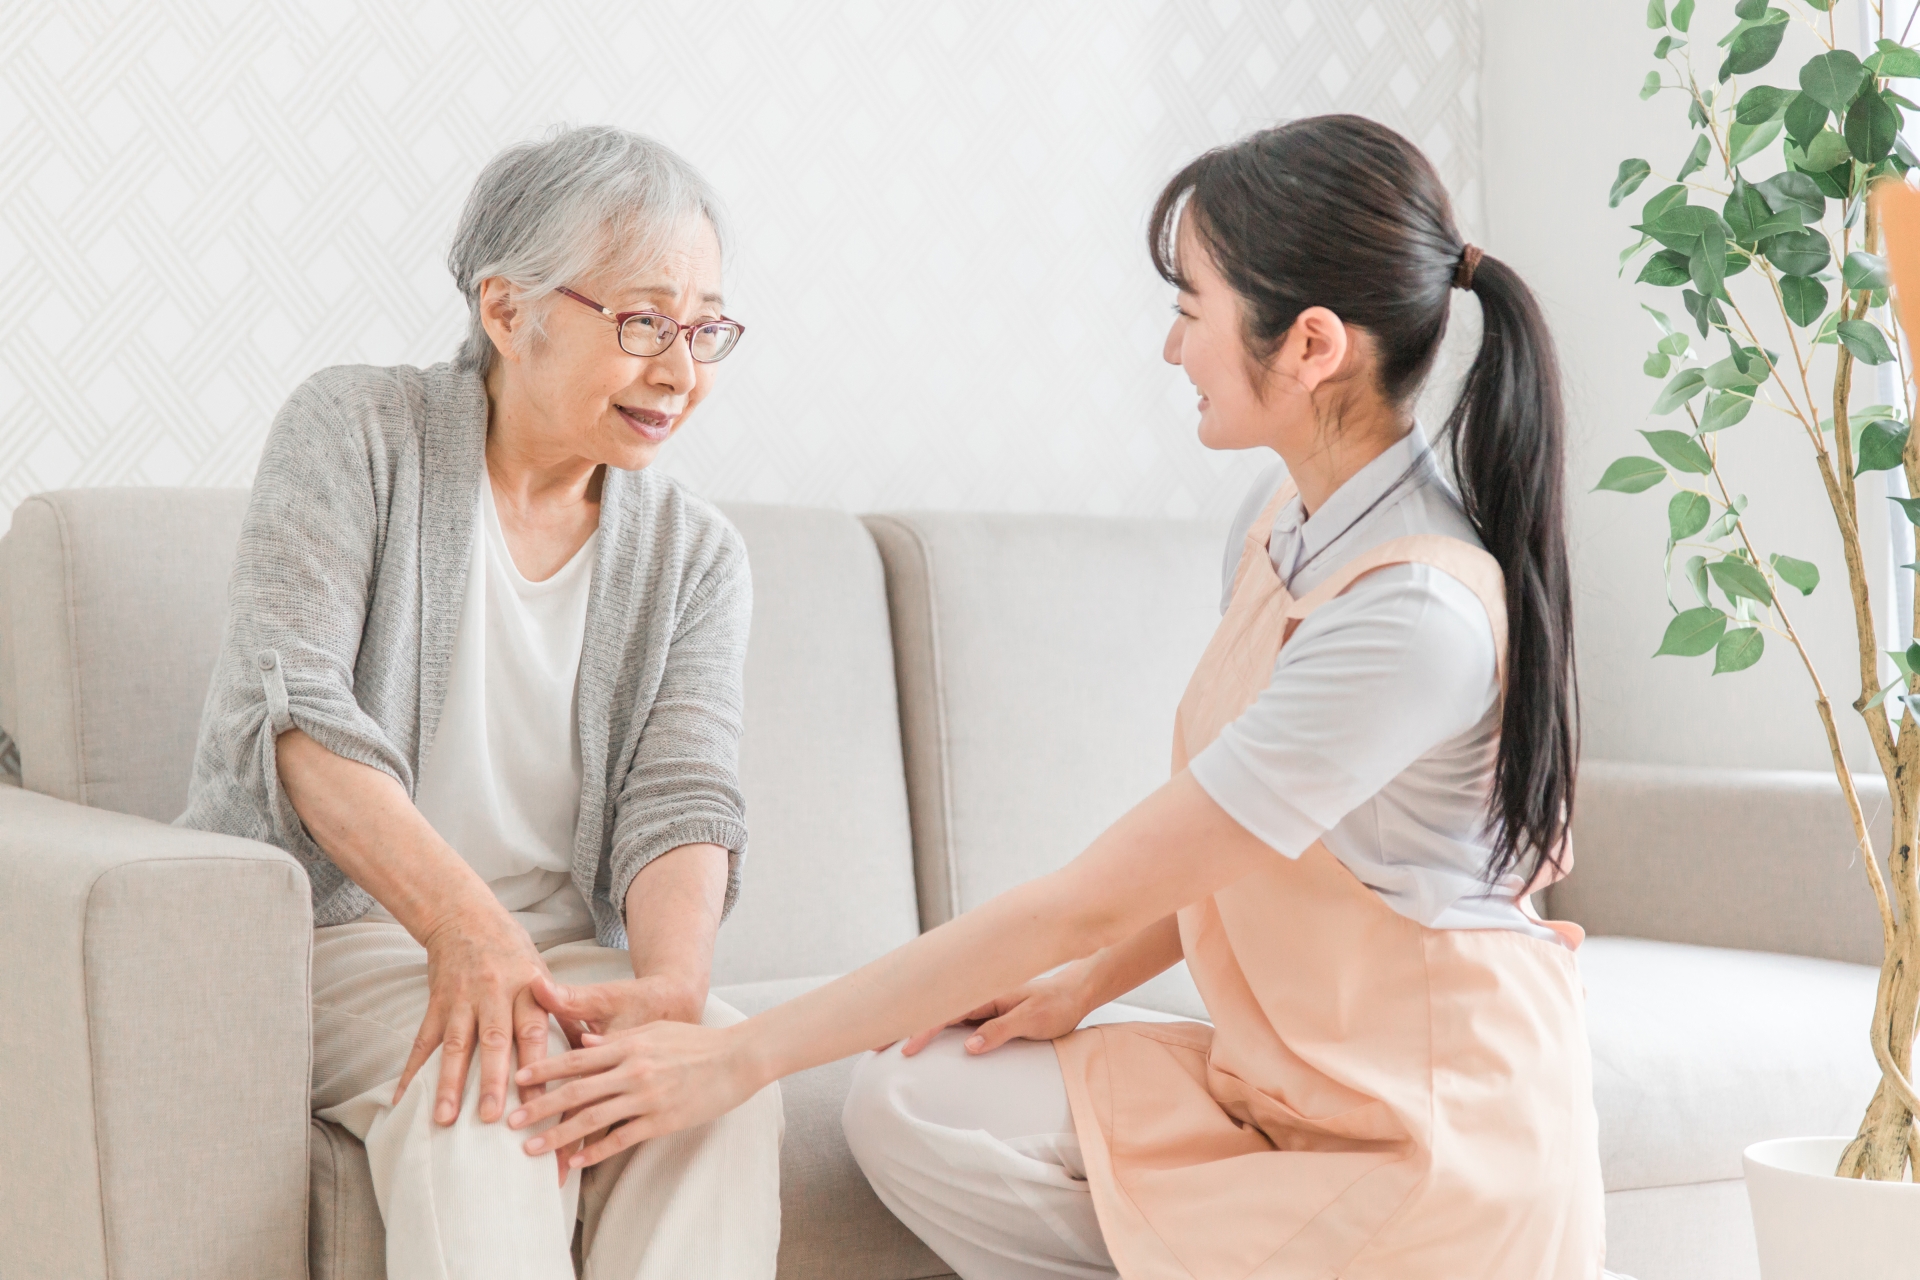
1271, 306, 1349, 393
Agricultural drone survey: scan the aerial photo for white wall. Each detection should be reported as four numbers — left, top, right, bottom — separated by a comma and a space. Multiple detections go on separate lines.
1482, 0, 1896, 772
0, 0, 1481, 520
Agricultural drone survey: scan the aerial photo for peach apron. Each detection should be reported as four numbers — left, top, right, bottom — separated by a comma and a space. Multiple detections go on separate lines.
1053, 480, 1605, 1279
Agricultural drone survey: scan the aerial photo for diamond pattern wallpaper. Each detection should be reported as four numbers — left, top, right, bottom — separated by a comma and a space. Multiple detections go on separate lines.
0, 0, 1482, 519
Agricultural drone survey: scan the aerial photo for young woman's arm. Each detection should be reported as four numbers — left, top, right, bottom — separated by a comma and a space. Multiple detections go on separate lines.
895, 915, 1185, 1057
509, 770, 1272, 1167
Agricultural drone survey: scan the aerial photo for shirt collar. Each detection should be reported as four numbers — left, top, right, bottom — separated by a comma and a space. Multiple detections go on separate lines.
1294, 423, 1435, 561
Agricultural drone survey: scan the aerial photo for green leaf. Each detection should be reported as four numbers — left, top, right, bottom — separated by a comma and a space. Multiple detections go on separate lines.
1889, 494, 1920, 525
1729, 117, 1785, 166
1689, 229, 1728, 297
1801, 49, 1870, 114
1714, 626, 1766, 673
1611, 158, 1653, 207
1672, 0, 1694, 30
1724, 16, 1788, 78
1656, 605, 1728, 656
1641, 70, 1663, 100
1638, 249, 1693, 285
1701, 354, 1759, 390
1785, 91, 1829, 147
1643, 183, 1690, 224
1655, 35, 1681, 58
1652, 367, 1708, 413
1866, 39, 1920, 79
1736, 84, 1796, 123
1733, 0, 1767, 16
1668, 490, 1712, 540
1780, 274, 1829, 325
1685, 554, 1711, 603
1762, 227, 1832, 276
1644, 350, 1673, 377
1659, 331, 1692, 356
1845, 250, 1890, 290
1800, 128, 1855, 172
1643, 302, 1675, 334
1620, 234, 1654, 275
1846, 89, 1900, 164
1683, 286, 1728, 336
1700, 389, 1755, 432
1838, 320, 1896, 364
1710, 556, 1774, 605
1770, 553, 1819, 595
1677, 133, 1712, 180
1643, 428, 1715, 472
1648, 0, 1668, 26
1854, 419, 1910, 472
1756, 170, 1823, 222
1596, 457, 1668, 493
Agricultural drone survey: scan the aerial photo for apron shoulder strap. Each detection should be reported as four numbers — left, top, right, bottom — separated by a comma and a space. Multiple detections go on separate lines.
1228, 475, 1297, 591
1283, 535, 1509, 688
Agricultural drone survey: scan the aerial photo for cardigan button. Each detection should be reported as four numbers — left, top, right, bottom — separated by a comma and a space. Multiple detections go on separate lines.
257, 652, 276, 670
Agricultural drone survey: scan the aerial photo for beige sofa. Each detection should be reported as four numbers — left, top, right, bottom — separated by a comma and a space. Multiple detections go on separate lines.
0, 487, 1891, 1280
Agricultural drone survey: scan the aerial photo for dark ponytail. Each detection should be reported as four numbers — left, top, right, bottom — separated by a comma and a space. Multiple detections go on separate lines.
1149, 115, 1577, 886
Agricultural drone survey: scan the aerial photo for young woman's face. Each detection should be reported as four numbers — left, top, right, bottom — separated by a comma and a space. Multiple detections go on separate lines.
1162, 216, 1285, 452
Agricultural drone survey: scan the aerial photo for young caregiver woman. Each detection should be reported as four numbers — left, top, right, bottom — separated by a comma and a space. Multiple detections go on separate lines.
510, 114, 1608, 1278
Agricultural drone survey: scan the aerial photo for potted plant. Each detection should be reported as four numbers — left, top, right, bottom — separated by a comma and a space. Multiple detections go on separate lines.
1603, 0, 1920, 1269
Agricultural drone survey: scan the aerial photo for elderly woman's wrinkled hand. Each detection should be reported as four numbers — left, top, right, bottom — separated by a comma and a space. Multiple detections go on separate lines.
393, 905, 555, 1131
507, 1019, 764, 1170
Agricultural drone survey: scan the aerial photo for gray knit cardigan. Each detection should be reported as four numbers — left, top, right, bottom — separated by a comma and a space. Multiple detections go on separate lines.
176, 361, 751, 949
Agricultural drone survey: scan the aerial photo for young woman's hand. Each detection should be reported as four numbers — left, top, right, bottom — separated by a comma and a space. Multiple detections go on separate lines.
895, 959, 1099, 1057
507, 1020, 765, 1170
394, 906, 554, 1128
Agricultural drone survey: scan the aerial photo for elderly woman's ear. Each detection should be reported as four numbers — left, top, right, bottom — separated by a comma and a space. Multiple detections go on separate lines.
478, 277, 526, 365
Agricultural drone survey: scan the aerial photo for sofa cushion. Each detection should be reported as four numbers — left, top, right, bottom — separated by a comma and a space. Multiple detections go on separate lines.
1558, 760, 1886, 967
1581, 935, 1880, 1192
3, 488, 250, 821
709, 505, 920, 986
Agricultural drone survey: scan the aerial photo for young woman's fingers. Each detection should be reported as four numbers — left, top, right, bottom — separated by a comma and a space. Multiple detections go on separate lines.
434, 1003, 479, 1124
568, 1117, 652, 1170
514, 1038, 623, 1088
966, 1012, 1027, 1054
508, 1061, 631, 1129
394, 1000, 449, 1105
524, 1093, 643, 1156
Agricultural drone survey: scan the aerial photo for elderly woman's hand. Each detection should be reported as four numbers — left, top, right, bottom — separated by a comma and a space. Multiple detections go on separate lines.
393, 904, 555, 1129
531, 972, 706, 1042
507, 1020, 764, 1169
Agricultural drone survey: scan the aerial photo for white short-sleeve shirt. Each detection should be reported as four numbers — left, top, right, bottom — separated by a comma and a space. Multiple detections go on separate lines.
1187, 427, 1562, 944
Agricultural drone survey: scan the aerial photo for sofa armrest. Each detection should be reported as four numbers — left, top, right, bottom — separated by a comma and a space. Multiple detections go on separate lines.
0, 787, 312, 1280
1556, 759, 1888, 966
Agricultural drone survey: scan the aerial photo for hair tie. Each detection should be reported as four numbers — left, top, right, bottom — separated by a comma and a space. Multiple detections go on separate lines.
1454, 244, 1483, 290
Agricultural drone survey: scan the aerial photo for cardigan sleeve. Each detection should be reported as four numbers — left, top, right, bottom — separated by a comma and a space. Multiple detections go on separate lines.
605, 516, 753, 926
175, 375, 411, 914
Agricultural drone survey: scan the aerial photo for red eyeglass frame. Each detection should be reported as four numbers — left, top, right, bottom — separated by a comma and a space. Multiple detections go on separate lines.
554, 286, 746, 362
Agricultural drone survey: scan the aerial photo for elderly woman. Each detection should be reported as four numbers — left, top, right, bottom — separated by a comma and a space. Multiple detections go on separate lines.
177, 126, 781, 1279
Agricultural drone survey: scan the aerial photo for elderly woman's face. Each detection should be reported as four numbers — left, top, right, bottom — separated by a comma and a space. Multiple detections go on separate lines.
484, 218, 727, 471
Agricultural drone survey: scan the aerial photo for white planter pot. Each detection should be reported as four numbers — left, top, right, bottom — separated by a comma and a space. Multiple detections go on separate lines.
1743, 1136, 1920, 1277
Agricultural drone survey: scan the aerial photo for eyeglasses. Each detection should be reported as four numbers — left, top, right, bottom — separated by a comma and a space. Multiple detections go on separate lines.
554, 287, 746, 363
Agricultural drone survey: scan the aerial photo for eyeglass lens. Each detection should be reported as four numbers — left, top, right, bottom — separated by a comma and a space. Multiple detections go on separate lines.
618, 315, 742, 363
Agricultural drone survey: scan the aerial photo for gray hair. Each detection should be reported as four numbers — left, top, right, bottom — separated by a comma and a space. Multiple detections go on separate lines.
447, 125, 730, 373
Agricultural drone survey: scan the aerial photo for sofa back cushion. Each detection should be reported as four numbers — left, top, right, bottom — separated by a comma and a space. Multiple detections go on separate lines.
863, 511, 1225, 928
1556, 759, 1887, 965
3, 488, 251, 822
0, 489, 919, 983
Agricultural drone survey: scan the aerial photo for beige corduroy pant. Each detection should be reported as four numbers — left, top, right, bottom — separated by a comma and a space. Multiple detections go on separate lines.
310, 915, 783, 1280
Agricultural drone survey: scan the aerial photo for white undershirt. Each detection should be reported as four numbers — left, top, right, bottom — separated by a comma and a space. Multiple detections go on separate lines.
1187, 427, 1563, 944
367, 471, 597, 944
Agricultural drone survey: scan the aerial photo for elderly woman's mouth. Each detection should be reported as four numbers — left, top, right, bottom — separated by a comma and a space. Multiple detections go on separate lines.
616, 404, 676, 441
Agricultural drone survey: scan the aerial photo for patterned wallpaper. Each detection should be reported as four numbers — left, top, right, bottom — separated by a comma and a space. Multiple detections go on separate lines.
0, 0, 1482, 519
